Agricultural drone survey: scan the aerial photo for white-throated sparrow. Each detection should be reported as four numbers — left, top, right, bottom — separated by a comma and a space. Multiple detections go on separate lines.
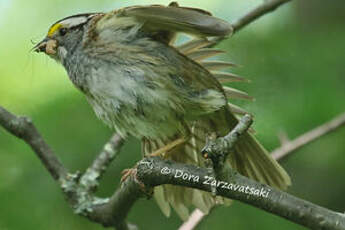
34, 2, 290, 220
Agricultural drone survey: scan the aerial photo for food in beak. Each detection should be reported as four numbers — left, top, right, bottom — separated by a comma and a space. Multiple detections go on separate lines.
34, 39, 58, 55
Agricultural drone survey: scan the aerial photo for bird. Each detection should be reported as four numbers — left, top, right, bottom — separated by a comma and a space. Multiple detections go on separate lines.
34, 2, 291, 220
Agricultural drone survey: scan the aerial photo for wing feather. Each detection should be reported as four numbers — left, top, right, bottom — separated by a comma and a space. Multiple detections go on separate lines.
118, 4, 233, 37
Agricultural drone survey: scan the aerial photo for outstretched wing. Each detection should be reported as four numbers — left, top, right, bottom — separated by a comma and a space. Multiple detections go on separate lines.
91, 2, 233, 45
118, 2, 233, 37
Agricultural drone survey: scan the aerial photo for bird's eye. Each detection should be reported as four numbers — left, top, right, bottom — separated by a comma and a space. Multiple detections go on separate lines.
59, 28, 68, 36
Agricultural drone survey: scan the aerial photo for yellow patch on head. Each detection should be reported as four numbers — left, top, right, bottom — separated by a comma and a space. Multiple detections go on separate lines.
48, 23, 62, 37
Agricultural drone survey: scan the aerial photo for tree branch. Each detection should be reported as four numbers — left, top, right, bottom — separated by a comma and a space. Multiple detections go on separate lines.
0, 106, 135, 230
137, 156, 345, 230
80, 133, 125, 192
271, 112, 345, 160
0, 106, 67, 180
231, 0, 292, 33
202, 114, 252, 160
202, 114, 253, 191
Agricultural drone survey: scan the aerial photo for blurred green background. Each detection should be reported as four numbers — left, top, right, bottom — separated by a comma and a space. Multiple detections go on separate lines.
0, 0, 345, 229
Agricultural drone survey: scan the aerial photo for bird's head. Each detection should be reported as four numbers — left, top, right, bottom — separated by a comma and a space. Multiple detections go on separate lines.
33, 13, 101, 61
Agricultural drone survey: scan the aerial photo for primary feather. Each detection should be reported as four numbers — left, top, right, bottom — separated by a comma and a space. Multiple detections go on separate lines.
119, 4, 233, 37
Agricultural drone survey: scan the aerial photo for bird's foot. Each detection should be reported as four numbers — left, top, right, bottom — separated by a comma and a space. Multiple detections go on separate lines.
121, 168, 137, 183
120, 167, 152, 196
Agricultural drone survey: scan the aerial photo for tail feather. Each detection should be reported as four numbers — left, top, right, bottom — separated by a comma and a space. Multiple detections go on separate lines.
165, 185, 191, 220
143, 107, 291, 220
242, 132, 290, 189
154, 185, 171, 217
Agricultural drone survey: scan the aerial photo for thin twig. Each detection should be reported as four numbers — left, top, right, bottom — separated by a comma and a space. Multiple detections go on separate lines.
231, 0, 292, 33
179, 209, 206, 230
80, 133, 125, 192
202, 114, 253, 182
202, 114, 253, 159
209, 0, 292, 45
271, 112, 345, 161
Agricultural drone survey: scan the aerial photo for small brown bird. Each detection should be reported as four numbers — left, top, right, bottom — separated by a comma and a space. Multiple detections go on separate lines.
34, 2, 291, 220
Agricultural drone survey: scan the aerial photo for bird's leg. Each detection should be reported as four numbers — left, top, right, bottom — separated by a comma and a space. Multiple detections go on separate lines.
148, 122, 191, 158
148, 137, 187, 157
121, 137, 187, 183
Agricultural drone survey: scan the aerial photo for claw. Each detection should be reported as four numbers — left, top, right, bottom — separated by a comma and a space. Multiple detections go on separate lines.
120, 167, 153, 196
121, 168, 137, 183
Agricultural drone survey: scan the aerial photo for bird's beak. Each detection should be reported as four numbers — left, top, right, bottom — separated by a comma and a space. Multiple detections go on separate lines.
33, 38, 57, 55
33, 38, 48, 53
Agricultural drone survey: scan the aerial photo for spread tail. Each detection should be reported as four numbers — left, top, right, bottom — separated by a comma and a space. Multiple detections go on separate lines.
141, 107, 291, 220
